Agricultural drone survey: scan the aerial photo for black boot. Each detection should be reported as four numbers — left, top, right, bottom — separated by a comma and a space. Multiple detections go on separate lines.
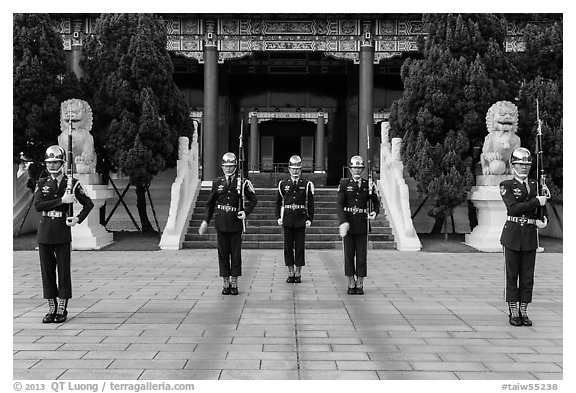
53, 298, 68, 323
286, 265, 295, 283
508, 302, 522, 327
355, 277, 364, 295
346, 276, 356, 294
42, 298, 57, 323
519, 302, 532, 326
230, 276, 239, 295
294, 266, 302, 283
222, 277, 231, 295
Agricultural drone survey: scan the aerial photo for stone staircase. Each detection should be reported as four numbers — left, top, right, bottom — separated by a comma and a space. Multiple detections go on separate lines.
183, 187, 396, 249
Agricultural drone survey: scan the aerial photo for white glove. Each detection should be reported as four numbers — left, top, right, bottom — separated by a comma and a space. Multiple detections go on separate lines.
305, 220, 311, 228
368, 211, 377, 221
237, 211, 246, 220
61, 193, 75, 204
198, 221, 208, 235
277, 218, 283, 226
339, 222, 350, 238
66, 216, 79, 227
536, 196, 547, 206
536, 216, 548, 229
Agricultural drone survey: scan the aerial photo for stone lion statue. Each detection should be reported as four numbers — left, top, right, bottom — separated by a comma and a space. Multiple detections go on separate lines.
480, 100, 521, 175
57, 99, 96, 174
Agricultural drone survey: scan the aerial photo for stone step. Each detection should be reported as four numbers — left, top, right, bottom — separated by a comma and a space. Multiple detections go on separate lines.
189, 219, 390, 228
185, 233, 394, 242
186, 186, 396, 249
186, 225, 392, 235
181, 240, 397, 250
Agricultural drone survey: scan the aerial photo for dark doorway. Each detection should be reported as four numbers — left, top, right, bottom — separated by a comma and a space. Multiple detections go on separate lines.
274, 136, 300, 165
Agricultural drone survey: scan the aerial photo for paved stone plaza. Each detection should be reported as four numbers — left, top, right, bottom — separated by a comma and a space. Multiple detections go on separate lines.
13, 249, 562, 380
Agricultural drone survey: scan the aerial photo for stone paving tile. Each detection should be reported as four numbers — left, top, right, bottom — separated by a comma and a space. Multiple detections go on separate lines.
14, 350, 87, 360
61, 369, 144, 379
82, 350, 158, 359
336, 360, 413, 371
530, 372, 563, 380
13, 250, 562, 380
483, 362, 563, 373
154, 351, 227, 360
13, 343, 64, 351
377, 371, 459, 380
139, 370, 221, 380
103, 336, 170, 344
33, 359, 112, 369
455, 371, 537, 380
219, 369, 299, 379
109, 359, 187, 369
13, 369, 66, 379
13, 359, 40, 369
299, 370, 379, 379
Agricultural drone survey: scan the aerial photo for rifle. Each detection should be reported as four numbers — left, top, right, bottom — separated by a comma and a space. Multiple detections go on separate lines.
366, 125, 373, 232
237, 118, 246, 232
535, 98, 551, 220
66, 105, 74, 217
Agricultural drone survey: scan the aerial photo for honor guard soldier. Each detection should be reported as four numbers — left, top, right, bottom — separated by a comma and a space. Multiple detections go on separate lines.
500, 147, 549, 326
199, 152, 257, 295
336, 156, 380, 295
275, 155, 315, 283
34, 145, 94, 323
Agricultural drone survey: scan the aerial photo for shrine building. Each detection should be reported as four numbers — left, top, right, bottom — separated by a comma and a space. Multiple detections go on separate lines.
58, 14, 527, 186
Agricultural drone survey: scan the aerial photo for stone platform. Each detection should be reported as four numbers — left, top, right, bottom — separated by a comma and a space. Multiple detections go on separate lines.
13, 249, 562, 381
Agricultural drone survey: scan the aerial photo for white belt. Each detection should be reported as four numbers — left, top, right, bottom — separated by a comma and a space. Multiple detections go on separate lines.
284, 204, 305, 210
507, 216, 536, 225
344, 207, 367, 214
217, 205, 238, 212
42, 211, 65, 218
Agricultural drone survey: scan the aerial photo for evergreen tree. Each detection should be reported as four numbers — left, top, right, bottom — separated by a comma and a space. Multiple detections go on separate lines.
389, 14, 519, 233
13, 13, 80, 182
511, 15, 562, 203
82, 14, 193, 232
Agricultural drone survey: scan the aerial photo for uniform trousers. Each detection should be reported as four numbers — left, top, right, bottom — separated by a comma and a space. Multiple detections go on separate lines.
283, 226, 306, 267
504, 247, 536, 303
343, 233, 368, 277
38, 243, 72, 299
217, 231, 242, 277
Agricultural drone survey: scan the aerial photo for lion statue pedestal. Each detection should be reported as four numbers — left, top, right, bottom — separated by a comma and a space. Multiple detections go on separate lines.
59, 99, 114, 250
465, 175, 512, 252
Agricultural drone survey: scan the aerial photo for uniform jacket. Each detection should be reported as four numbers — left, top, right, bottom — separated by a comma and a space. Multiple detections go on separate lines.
500, 177, 548, 251
205, 174, 257, 233
34, 175, 94, 244
275, 177, 315, 229
336, 177, 380, 235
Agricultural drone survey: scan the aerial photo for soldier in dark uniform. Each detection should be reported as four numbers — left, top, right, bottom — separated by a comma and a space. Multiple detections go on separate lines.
275, 155, 315, 283
34, 145, 94, 323
500, 147, 549, 326
199, 152, 257, 295
336, 156, 380, 295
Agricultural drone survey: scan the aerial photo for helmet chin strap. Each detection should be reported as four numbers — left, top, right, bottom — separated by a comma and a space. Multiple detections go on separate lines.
511, 165, 528, 180
47, 164, 63, 175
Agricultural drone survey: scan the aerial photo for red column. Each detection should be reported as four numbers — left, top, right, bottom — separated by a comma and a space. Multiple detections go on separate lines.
203, 42, 218, 180
359, 27, 374, 178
